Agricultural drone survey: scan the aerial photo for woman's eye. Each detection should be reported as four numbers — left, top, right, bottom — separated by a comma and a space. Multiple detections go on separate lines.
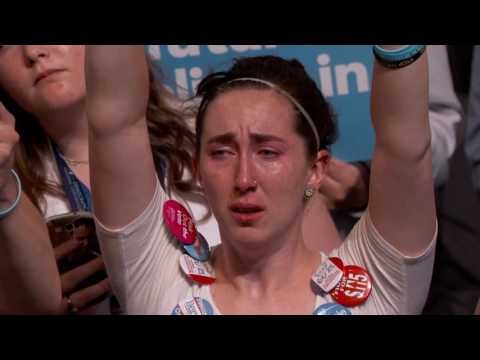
258, 149, 279, 158
209, 149, 233, 158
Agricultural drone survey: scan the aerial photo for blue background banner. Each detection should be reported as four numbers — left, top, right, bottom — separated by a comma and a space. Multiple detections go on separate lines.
148, 45, 374, 162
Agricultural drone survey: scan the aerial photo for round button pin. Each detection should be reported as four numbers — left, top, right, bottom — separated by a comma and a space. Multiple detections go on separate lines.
201, 298, 214, 315
183, 232, 210, 262
313, 302, 352, 315
330, 265, 372, 308
179, 254, 216, 285
163, 200, 197, 245
171, 304, 182, 315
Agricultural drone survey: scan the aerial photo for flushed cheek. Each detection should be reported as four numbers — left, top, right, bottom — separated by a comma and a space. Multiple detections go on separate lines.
200, 156, 239, 181
260, 164, 307, 208
0, 67, 28, 96
202, 173, 230, 196
255, 161, 306, 189
258, 160, 284, 176
2, 78, 36, 112
199, 168, 232, 203
202, 184, 232, 223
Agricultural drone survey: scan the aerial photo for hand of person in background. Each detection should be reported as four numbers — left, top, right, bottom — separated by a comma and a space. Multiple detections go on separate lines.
53, 239, 111, 315
0, 102, 64, 314
0, 102, 19, 205
317, 157, 369, 211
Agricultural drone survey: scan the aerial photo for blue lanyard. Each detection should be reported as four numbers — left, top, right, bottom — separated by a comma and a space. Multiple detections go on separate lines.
52, 142, 167, 213
52, 143, 92, 213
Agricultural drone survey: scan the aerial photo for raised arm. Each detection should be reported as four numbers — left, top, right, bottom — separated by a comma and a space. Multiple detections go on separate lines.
0, 102, 61, 314
317, 45, 460, 239
369, 45, 436, 256
85, 46, 156, 228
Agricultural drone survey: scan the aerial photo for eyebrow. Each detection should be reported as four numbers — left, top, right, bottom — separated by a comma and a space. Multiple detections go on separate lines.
250, 133, 286, 145
207, 133, 236, 145
206, 132, 286, 146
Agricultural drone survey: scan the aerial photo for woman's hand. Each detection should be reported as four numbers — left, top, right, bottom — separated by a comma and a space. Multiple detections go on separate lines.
0, 102, 19, 205
54, 239, 111, 314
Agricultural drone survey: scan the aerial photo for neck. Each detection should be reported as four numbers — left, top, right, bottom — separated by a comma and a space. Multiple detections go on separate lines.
216, 223, 320, 296
37, 102, 89, 162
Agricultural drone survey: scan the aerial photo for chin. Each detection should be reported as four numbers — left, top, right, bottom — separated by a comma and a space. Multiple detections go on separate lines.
38, 92, 84, 113
223, 225, 272, 249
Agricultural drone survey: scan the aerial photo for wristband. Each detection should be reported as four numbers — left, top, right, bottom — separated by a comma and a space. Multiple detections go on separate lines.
0, 169, 22, 220
373, 45, 426, 69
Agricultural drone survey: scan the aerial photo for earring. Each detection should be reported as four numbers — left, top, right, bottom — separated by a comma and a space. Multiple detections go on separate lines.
304, 188, 314, 201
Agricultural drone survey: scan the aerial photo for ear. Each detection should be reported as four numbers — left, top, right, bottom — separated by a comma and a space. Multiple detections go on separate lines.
307, 150, 330, 191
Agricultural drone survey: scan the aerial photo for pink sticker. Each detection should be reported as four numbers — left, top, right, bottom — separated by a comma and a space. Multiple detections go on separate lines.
163, 200, 197, 245
179, 254, 216, 285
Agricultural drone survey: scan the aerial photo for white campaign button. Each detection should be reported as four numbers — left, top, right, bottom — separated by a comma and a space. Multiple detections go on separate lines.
172, 297, 215, 315
311, 256, 344, 293
179, 254, 216, 285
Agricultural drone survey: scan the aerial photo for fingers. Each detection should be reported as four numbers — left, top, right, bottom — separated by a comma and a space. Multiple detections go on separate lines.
0, 103, 19, 171
319, 157, 369, 210
60, 256, 105, 294
53, 238, 86, 261
62, 278, 111, 314
318, 174, 344, 209
325, 157, 360, 185
0, 101, 15, 126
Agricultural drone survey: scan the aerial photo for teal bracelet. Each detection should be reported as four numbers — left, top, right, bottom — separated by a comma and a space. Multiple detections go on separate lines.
373, 45, 426, 69
373, 45, 425, 62
0, 169, 22, 220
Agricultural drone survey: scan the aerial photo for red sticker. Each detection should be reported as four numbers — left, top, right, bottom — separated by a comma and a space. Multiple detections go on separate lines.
179, 254, 216, 285
330, 265, 372, 308
329, 257, 344, 271
163, 200, 197, 245
189, 274, 216, 286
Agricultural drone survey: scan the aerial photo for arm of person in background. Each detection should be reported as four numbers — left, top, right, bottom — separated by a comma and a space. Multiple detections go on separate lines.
320, 45, 461, 214
0, 102, 62, 314
465, 46, 480, 196
428, 45, 463, 188
0, 102, 111, 314
369, 45, 436, 256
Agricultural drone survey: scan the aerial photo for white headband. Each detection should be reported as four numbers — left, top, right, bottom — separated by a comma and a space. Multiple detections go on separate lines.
226, 77, 321, 151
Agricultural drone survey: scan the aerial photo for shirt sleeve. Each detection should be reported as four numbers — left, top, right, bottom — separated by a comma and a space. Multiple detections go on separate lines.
330, 209, 437, 314
94, 176, 193, 314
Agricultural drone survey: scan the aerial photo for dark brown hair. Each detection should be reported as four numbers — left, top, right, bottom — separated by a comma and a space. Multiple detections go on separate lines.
195, 55, 337, 159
